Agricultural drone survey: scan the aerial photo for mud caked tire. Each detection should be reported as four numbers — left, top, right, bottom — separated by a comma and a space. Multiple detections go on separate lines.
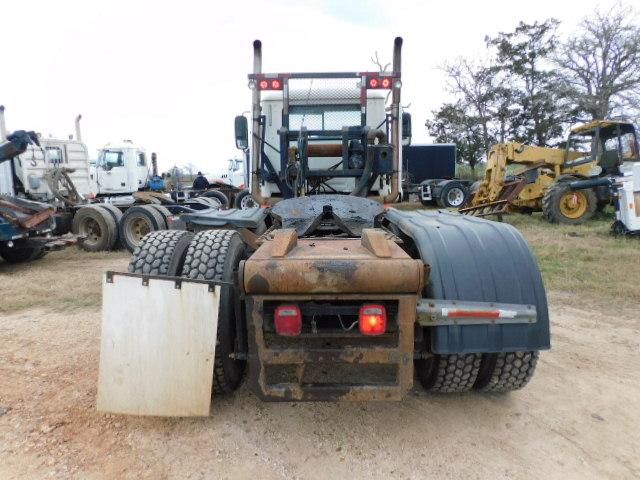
73, 205, 119, 252
181, 230, 246, 394
119, 205, 166, 253
128, 229, 194, 276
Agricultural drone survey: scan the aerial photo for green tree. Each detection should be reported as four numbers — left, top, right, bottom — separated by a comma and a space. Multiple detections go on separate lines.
486, 19, 566, 146
425, 102, 486, 171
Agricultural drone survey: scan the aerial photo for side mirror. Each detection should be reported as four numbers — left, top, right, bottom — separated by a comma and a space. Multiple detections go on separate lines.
402, 112, 412, 146
235, 115, 249, 150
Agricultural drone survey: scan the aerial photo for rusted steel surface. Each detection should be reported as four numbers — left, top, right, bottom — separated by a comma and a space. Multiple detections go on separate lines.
306, 143, 343, 157
270, 229, 297, 257
360, 228, 391, 257
243, 233, 425, 294
246, 294, 417, 401
20, 208, 55, 229
0, 196, 55, 229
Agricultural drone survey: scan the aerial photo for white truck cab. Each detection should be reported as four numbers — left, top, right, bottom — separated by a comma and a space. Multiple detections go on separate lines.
207, 158, 246, 188
92, 141, 149, 195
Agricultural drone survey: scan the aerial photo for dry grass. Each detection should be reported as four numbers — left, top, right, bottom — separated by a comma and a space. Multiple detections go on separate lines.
505, 210, 640, 305
0, 248, 129, 314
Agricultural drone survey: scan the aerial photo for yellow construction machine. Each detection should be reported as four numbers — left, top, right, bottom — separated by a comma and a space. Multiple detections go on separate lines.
460, 120, 639, 223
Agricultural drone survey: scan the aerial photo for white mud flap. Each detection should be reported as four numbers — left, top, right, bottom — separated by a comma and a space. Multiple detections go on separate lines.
97, 273, 220, 416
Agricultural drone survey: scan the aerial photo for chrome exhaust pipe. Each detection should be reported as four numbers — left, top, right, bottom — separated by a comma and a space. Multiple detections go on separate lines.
0, 105, 7, 141
383, 36, 402, 203
250, 40, 267, 204
75, 114, 83, 142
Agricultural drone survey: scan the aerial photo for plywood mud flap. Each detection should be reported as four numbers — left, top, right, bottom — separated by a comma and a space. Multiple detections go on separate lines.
97, 273, 220, 416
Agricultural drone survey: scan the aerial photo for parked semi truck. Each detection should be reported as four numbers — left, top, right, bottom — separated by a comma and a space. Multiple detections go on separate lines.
402, 144, 471, 207
0, 107, 247, 252
98, 38, 549, 416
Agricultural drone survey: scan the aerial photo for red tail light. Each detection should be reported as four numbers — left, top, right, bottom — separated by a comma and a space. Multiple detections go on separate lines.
359, 304, 387, 335
257, 77, 284, 90
274, 305, 302, 336
367, 75, 393, 90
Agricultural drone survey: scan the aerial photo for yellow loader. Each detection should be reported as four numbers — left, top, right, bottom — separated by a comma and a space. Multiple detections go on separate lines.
460, 120, 639, 224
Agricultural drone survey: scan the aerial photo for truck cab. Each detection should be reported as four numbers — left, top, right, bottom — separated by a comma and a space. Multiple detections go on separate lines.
92, 141, 149, 195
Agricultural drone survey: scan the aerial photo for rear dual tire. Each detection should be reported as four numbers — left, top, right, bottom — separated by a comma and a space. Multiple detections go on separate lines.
119, 205, 168, 253
416, 351, 539, 393
128, 229, 246, 395
73, 205, 119, 252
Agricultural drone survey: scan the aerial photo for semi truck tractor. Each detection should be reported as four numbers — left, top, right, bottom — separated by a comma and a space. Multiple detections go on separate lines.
97, 38, 549, 416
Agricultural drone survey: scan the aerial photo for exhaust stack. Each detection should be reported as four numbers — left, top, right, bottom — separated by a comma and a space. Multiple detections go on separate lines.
75, 114, 83, 142
151, 152, 158, 177
250, 40, 267, 204
0, 105, 7, 141
383, 36, 402, 203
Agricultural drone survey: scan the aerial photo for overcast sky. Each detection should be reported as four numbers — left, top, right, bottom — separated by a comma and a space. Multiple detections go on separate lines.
0, 0, 627, 172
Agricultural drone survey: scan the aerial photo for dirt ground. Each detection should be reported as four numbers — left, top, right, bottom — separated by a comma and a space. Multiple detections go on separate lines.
1, 245, 639, 479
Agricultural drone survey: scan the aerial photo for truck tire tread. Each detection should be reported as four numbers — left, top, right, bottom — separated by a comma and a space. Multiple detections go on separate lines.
474, 351, 539, 392
416, 353, 481, 393
128, 230, 194, 276
73, 205, 118, 252
181, 230, 246, 394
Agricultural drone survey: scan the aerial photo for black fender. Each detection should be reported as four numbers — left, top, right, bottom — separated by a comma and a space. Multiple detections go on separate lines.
385, 208, 550, 354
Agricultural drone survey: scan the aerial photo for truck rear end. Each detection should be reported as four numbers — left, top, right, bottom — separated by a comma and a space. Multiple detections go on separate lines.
98, 38, 550, 415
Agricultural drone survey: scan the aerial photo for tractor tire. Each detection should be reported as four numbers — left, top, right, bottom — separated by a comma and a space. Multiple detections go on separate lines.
542, 178, 597, 224
181, 230, 246, 394
128, 229, 194, 276
474, 351, 539, 392
416, 353, 482, 393
436, 181, 468, 208
73, 205, 118, 252
119, 205, 166, 253
148, 205, 172, 229
201, 189, 229, 208
0, 240, 46, 263
234, 189, 258, 209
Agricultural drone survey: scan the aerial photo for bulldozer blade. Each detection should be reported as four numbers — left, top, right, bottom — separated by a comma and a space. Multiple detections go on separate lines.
97, 272, 220, 417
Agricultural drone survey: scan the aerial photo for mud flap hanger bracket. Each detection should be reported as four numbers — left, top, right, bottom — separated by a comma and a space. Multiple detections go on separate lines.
105, 271, 233, 291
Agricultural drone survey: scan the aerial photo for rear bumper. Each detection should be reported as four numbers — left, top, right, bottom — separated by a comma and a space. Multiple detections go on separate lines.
245, 294, 417, 401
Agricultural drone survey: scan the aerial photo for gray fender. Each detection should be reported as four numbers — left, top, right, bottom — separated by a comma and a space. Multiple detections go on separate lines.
386, 208, 550, 353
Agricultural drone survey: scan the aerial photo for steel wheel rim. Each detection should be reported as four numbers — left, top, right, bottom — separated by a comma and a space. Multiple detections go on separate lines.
81, 217, 101, 245
447, 187, 465, 207
559, 191, 588, 219
240, 194, 257, 209
126, 217, 152, 245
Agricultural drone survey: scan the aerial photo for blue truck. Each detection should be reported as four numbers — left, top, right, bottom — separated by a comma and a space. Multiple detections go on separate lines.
402, 144, 471, 208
